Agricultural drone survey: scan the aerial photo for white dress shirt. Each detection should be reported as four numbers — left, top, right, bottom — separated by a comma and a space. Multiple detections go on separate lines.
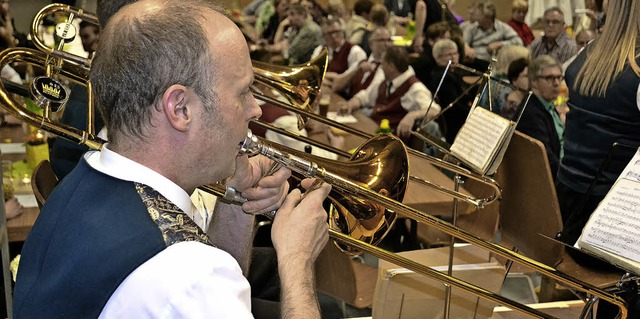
353, 67, 441, 115
85, 147, 252, 319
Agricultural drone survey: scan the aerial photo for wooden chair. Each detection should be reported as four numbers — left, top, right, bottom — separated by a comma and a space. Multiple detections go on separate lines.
30, 160, 59, 209
497, 131, 623, 303
315, 243, 378, 310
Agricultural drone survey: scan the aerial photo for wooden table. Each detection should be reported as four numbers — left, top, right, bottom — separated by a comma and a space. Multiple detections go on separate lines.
1, 124, 40, 242
309, 92, 475, 217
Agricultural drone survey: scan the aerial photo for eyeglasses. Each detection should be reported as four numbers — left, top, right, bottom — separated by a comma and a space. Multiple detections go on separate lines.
538, 75, 564, 82
438, 51, 459, 58
543, 19, 563, 26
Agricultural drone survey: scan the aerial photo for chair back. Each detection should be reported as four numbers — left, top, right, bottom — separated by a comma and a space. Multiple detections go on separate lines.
31, 160, 59, 209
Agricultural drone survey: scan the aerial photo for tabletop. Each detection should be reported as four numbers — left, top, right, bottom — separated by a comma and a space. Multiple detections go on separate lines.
1, 123, 41, 242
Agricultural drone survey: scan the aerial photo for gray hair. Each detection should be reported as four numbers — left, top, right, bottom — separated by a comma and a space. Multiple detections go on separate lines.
432, 39, 458, 60
91, 0, 222, 145
529, 55, 561, 82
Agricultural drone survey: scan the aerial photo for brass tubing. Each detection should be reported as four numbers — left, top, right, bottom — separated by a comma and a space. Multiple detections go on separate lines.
254, 92, 501, 208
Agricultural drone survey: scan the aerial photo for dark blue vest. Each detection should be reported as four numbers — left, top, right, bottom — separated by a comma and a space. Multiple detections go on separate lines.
14, 158, 167, 318
559, 49, 640, 195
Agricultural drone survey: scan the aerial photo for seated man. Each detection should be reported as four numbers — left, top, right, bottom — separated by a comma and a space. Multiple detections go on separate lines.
13, 1, 331, 318
338, 46, 440, 141
528, 7, 577, 64
463, 2, 523, 70
263, 3, 323, 65
516, 55, 564, 179
312, 17, 367, 98
331, 27, 391, 98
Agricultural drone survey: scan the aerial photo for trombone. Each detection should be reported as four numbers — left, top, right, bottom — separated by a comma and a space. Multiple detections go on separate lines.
0, 4, 629, 318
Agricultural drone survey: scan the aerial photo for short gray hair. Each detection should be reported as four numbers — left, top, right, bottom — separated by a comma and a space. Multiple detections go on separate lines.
529, 55, 561, 81
432, 39, 458, 60
91, 0, 222, 145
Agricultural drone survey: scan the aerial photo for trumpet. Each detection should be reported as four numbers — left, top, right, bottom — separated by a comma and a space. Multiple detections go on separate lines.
0, 4, 629, 318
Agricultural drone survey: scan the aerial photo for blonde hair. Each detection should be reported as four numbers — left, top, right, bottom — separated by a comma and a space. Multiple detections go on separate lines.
494, 45, 530, 74
512, 0, 528, 10
575, 0, 640, 96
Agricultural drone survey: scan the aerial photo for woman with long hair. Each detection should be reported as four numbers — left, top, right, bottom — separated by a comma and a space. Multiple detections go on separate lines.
558, 0, 640, 316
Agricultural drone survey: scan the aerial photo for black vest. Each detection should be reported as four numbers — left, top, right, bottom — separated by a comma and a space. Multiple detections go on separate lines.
14, 158, 209, 318
559, 49, 640, 195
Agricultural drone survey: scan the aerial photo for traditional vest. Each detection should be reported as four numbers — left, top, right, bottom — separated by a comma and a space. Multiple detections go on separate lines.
13, 158, 211, 318
559, 51, 640, 195
350, 60, 380, 96
370, 75, 420, 131
249, 102, 291, 138
327, 41, 354, 74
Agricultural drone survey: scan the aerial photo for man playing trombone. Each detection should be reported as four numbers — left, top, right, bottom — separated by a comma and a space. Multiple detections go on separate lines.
13, 0, 331, 318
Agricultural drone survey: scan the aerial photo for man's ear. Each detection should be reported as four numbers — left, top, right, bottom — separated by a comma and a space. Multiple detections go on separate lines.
161, 84, 191, 132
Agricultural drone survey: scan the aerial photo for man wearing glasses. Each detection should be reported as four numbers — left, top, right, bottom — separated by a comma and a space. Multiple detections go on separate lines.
529, 7, 577, 63
516, 55, 565, 179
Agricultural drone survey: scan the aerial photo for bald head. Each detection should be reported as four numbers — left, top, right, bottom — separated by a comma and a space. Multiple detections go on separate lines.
91, 0, 238, 145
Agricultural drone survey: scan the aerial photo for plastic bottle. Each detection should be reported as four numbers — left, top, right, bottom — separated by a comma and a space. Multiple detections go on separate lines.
376, 119, 393, 135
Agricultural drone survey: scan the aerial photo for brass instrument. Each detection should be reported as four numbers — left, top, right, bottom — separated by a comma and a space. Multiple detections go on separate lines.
0, 4, 629, 319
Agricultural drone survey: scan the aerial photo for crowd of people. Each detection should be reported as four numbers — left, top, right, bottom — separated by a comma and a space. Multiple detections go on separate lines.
0, 0, 638, 318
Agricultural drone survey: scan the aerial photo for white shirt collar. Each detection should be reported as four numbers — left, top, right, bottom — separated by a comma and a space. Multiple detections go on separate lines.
84, 145, 195, 221
389, 66, 416, 91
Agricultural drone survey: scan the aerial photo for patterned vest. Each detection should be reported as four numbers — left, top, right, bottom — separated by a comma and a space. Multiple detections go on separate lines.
14, 158, 211, 318
370, 75, 420, 131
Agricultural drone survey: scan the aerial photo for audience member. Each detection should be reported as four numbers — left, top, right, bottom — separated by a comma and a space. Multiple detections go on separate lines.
263, 3, 323, 65
428, 39, 474, 143
312, 17, 367, 97
338, 46, 440, 141
463, 2, 523, 70
575, 29, 596, 51
345, 0, 373, 46
360, 3, 390, 54
79, 20, 100, 54
507, 0, 534, 46
412, 0, 461, 53
385, 0, 412, 20
459, 2, 482, 32
516, 55, 564, 179
331, 27, 391, 98
13, 1, 331, 318
479, 44, 530, 114
412, 21, 451, 85
507, 57, 529, 91
528, 7, 577, 64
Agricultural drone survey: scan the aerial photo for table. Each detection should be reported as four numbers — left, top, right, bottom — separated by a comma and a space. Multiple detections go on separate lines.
1, 124, 40, 242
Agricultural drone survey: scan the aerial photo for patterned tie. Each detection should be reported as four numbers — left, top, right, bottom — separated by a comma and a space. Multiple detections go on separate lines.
135, 183, 212, 247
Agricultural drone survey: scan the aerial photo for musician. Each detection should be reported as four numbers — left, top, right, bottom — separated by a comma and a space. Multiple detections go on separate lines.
330, 27, 391, 99
13, 1, 331, 318
312, 17, 367, 98
338, 46, 440, 141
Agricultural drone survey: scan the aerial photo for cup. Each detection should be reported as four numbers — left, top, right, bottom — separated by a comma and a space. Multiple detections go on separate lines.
319, 93, 331, 117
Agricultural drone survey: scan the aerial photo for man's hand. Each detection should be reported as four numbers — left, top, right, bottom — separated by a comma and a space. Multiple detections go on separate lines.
5, 196, 23, 219
487, 42, 503, 55
464, 45, 476, 60
397, 113, 417, 139
226, 155, 291, 215
271, 178, 330, 263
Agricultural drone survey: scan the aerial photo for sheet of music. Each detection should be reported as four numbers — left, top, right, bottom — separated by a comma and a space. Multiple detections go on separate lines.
580, 149, 640, 263
450, 107, 511, 173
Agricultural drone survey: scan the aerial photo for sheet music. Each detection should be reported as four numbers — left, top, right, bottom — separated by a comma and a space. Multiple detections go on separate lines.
450, 107, 512, 173
580, 149, 640, 263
